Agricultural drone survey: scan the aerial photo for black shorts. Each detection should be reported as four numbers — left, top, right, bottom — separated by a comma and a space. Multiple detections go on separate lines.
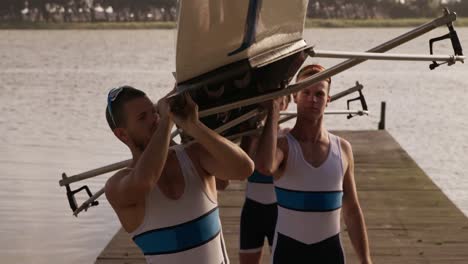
239, 198, 278, 252
273, 233, 345, 264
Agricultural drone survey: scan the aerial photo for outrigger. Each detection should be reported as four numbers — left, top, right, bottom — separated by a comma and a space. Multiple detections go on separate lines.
59, 0, 464, 217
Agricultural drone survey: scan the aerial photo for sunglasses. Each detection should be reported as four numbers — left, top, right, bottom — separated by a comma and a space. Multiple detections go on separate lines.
107, 86, 124, 127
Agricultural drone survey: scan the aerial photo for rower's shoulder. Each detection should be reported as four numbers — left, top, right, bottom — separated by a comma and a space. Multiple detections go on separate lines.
104, 168, 133, 203
278, 126, 291, 136
277, 135, 289, 153
185, 142, 204, 157
182, 143, 207, 167
333, 134, 353, 159
107, 168, 132, 185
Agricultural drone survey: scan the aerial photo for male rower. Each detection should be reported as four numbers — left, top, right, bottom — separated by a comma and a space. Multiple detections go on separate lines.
255, 65, 372, 263
104, 86, 254, 264
239, 95, 291, 264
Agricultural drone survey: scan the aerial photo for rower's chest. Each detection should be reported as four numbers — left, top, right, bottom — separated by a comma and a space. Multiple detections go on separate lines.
158, 156, 186, 200
297, 141, 330, 168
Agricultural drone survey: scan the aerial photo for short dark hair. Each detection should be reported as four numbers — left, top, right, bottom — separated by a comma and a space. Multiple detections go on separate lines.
105, 86, 146, 130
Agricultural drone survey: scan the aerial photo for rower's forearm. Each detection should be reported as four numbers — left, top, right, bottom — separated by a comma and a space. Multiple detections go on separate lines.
134, 117, 173, 188
345, 211, 371, 262
189, 121, 254, 178
255, 110, 280, 175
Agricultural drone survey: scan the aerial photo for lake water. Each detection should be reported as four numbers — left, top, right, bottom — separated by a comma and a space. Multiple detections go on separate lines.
0, 27, 467, 263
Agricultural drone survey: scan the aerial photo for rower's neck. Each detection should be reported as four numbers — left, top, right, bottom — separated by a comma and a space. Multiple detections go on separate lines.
129, 148, 142, 169
290, 116, 326, 143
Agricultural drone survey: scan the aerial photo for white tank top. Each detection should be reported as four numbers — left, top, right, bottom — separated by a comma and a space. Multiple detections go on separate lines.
274, 132, 344, 244
129, 145, 229, 264
245, 170, 276, 204
245, 130, 289, 204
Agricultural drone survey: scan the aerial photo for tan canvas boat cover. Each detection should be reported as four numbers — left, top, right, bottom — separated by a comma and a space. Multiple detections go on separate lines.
176, 0, 308, 83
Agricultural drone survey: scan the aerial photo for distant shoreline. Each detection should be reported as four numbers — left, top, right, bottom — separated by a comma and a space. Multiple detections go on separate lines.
305, 18, 468, 28
1, 18, 467, 30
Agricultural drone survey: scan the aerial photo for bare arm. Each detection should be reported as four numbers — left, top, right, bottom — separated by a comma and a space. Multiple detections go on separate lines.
254, 100, 284, 176
215, 178, 230, 191
341, 140, 372, 264
240, 135, 257, 158
170, 93, 254, 181
106, 100, 173, 208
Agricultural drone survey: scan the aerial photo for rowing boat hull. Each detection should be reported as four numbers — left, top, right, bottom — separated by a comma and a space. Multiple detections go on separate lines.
175, 0, 309, 137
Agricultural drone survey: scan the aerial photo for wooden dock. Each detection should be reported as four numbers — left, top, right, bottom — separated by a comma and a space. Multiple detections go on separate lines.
95, 130, 468, 264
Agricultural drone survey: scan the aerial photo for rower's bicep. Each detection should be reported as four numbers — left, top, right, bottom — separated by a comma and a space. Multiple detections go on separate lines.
275, 139, 288, 169
274, 147, 285, 170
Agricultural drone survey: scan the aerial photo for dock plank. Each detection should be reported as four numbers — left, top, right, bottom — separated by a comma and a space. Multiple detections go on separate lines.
96, 130, 468, 264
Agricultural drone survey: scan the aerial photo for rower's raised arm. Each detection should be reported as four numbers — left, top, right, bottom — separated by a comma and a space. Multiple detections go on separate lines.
255, 99, 285, 177
170, 93, 254, 181
105, 99, 173, 208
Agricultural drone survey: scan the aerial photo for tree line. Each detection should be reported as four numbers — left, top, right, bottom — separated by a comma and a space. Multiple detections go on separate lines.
308, 0, 466, 19
0, 0, 177, 22
0, 0, 466, 22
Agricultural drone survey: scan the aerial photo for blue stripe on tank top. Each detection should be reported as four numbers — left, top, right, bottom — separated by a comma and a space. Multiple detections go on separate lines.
248, 170, 274, 184
133, 207, 221, 255
275, 187, 343, 212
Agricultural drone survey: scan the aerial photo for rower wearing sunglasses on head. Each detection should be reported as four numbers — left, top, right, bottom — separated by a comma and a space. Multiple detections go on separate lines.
104, 86, 254, 264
